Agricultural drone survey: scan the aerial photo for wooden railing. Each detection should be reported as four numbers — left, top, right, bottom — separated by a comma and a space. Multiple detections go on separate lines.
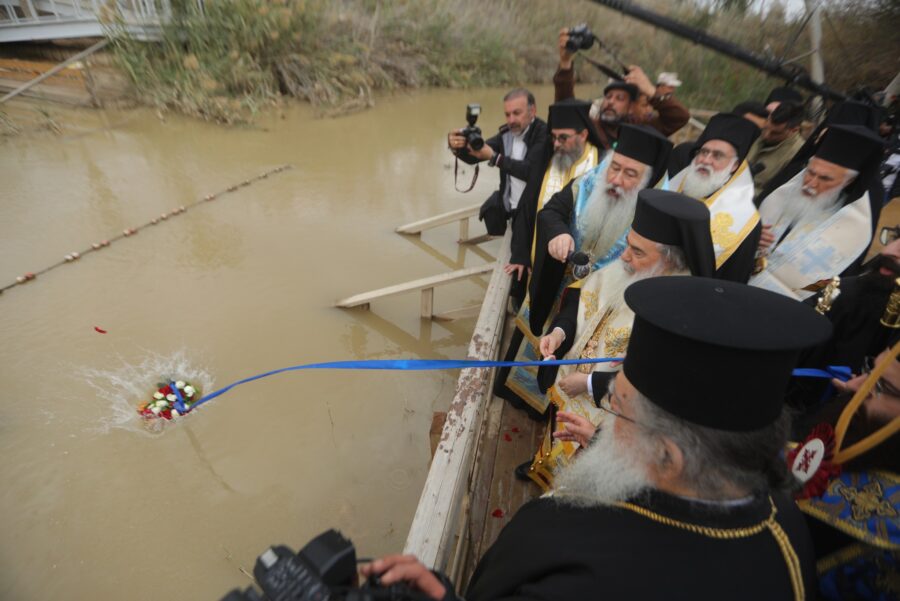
402, 230, 512, 570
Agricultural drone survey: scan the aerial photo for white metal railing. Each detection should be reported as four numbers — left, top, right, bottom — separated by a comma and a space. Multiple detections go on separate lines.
0, 0, 176, 42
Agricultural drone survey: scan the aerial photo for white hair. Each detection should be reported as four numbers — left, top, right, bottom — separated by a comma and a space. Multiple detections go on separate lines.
681, 157, 737, 199
577, 164, 651, 258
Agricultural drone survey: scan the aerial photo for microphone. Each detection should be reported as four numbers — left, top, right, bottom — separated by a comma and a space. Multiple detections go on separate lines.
567, 251, 591, 280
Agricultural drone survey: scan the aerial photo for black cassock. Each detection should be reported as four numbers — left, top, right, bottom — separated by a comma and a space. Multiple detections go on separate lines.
463, 491, 815, 601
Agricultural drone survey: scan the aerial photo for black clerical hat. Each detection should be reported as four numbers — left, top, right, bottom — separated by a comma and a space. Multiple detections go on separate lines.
548, 98, 603, 150
549, 98, 593, 131
825, 100, 881, 131
692, 112, 761, 164
631, 190, 716, 278
615, 124, 673, 188
814, 124, 885, 172
604, 80, 639, 101
765, 86, 804, 106
623, 277, 831, 431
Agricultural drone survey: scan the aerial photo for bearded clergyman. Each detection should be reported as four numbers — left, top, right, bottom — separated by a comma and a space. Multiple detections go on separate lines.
669, 112, 762, 282
495, 124, 673, 418
362, 277, 831, 601
750, 124, 885, 300
523, 190, 716, 489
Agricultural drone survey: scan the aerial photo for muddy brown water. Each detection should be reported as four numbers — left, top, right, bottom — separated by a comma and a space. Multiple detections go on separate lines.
0, 86, 556, 600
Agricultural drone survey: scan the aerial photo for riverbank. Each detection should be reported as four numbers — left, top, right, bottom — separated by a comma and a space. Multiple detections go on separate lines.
106, 0, 897, 124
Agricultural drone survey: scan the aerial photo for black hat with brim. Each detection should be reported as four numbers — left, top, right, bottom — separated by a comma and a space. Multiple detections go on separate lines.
731, 101, 768, 119
604, 80, 640, 101
623, 277, 832, 431
614, 124, 674, 188
631, 190, 716, 278
692, 112, 761, 164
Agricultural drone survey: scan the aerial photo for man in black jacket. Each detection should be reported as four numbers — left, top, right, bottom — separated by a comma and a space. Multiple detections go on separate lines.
449, 89, 549, 302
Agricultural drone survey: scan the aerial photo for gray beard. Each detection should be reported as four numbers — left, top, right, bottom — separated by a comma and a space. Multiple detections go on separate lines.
577, 164, 641, 258
681, 160, 735, 199
553, 412, 653, 507
775, 176, 844, 229
552, 141, 585, 172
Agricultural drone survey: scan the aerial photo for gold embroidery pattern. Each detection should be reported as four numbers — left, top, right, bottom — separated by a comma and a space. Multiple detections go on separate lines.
839, 481, 898, 522
580, 289, 599, 325
710, 211, 739, 250
603, 326, 630, 357
577, 309, 613, 374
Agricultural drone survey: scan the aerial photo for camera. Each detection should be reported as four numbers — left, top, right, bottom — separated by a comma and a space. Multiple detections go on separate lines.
220, 529, 427, 601
460, 103, 484, 151
565, 23, 595, 53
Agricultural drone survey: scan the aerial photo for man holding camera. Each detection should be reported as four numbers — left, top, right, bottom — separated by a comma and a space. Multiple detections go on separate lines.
448, 89, 548, 299
555, 27, 689, 150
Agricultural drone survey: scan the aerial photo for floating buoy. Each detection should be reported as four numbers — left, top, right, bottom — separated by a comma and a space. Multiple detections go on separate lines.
204, 194, 216, 201
92, 242, 101, 250
16, 272, 36, 284
123, 228, 135, 236
160, 213, 169, 220
150, 217, 160, 225
100, 240, 110, 247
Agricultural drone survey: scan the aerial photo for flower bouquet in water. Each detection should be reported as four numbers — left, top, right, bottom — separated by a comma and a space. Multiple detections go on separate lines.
137, 380, 200, 421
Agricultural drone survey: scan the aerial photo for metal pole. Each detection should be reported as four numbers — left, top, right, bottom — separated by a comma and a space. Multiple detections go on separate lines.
805, 0, 825, 122
0, 39, 109, 105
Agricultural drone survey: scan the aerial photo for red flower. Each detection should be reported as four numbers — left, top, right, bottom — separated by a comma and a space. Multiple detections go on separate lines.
786, 423, 841, 499
94, 326, 107, 334
511, 427, 520, 433
503, 433, 512, 442
491, 509, 505, 518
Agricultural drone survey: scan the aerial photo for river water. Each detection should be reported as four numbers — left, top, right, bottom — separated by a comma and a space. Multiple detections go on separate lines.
0, 85, 555, 600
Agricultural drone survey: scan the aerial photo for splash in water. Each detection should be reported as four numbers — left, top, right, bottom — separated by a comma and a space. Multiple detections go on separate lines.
79, 348, 214, 436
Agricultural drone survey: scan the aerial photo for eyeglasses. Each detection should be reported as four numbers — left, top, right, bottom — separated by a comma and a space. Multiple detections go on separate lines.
599, 381, 642, 427
863, 356, 900, 397
551, 133, 574, 143
696, 147, 735, 162
879, 226, 900, 246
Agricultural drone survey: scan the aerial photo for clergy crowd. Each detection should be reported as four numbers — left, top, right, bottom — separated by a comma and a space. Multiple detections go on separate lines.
363, 27, 899, 601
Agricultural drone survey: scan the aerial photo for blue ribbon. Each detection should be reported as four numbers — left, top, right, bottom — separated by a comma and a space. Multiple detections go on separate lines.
170, 381, 187, 414
187, 358, 851, 411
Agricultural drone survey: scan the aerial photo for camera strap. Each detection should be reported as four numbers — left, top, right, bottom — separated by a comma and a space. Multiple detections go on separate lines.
454, 156, 479, 193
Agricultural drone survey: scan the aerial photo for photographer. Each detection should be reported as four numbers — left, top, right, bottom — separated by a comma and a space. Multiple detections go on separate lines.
554, 27, 689, 149
448, 89, 548, 298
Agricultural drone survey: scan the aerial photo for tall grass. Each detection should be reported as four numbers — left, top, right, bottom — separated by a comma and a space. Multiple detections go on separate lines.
108, 0, 898, 124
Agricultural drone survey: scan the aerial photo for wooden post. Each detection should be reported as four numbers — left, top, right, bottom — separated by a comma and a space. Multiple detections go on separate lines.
458, 217, 469, 243
420, 287, 434, 318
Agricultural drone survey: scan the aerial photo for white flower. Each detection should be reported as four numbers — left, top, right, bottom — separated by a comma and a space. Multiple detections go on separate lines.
166, 394, 176, 401
175, 381, 186, 389
153, 392, 164, 400
150, 406, 161, 415
171, 409, 180, 417
155, 400, 168, 409
184, 386, 195, 396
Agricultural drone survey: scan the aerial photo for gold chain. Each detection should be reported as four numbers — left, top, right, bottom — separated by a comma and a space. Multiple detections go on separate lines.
616, 497, 804, 601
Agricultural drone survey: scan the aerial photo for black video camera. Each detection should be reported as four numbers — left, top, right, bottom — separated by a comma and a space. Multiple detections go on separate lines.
460, 103, 484, 151
565, 23, 595, 52
219, 529, 429, 601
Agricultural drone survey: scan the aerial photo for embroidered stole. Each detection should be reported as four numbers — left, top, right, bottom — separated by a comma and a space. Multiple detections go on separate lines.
670, 161, 760, 268
750, 171, 873, 300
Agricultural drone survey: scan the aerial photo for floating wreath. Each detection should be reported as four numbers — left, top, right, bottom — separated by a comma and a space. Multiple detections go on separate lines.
137, 380, 200, 420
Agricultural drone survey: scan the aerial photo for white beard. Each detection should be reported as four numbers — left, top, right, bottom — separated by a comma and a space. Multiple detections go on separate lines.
772, 176, 844, 230
590, 258, 671, 315
553, 412, 653, 507
577, 164, 642, 258
681, 159, 736, 200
